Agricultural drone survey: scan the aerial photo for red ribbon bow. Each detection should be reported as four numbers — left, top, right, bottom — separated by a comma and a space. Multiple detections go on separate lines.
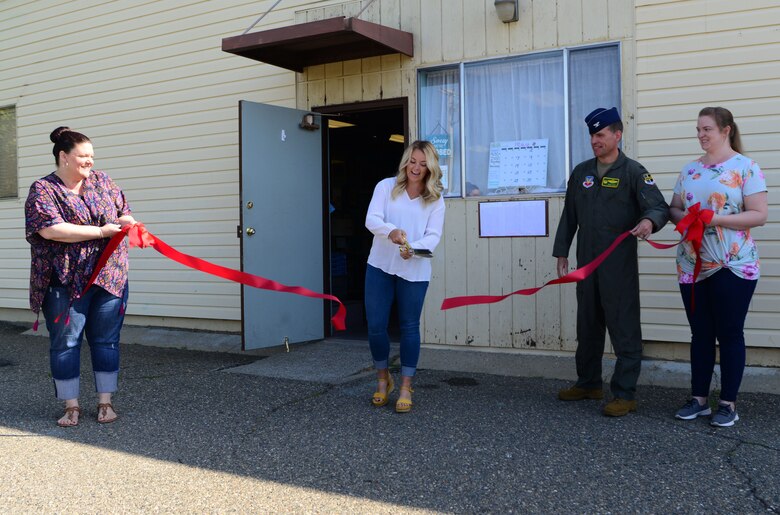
74, 223, 346, 331
672, 202, 714, 309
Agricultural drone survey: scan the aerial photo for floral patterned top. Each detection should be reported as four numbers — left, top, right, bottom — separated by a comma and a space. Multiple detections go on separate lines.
25, 170, 132, 313
673, 153, 766, 284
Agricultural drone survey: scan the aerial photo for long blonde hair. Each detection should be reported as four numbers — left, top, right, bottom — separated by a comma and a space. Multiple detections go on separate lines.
391, 140, 444, 203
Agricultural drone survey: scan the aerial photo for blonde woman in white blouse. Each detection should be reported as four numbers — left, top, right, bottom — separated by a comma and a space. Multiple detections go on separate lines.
364, 140, 445, 413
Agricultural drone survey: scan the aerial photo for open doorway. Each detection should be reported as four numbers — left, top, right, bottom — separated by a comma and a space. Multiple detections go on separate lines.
318, 100, 407, 338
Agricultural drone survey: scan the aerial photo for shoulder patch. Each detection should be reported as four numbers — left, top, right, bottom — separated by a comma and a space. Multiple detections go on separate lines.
642, 173, 655, 185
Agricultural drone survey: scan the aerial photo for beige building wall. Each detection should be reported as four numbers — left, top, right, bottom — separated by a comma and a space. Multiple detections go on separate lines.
635, 0, 780, 361
0, 0, 316, 330
1, 1, 777, 363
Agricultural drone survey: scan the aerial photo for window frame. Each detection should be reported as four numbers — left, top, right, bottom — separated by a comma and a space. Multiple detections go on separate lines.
417, 41, 622, 199
0, 104, 18, 201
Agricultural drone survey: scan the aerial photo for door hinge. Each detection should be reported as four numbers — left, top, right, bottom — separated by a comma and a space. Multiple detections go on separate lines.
237, 225, 241, 238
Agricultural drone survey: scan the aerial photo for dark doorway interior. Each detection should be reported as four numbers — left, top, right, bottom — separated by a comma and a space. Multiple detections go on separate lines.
325, 105, 405, 338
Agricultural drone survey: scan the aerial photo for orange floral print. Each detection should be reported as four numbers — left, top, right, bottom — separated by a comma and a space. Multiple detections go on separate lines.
719, 171, 742, 188
701, 261, 720, 271
730, 242, 740, 257
708, 192, 726, 210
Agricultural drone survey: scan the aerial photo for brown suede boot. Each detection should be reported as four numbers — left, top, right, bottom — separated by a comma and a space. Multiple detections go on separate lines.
602, 398, 637, 417
558, 386, 604, 401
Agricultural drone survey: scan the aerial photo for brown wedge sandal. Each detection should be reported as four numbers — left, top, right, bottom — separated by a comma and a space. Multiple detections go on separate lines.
97, 403, 118, 424
57, 406, 82, 428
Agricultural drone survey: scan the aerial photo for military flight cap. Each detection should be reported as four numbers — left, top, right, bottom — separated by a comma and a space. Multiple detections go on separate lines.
585, 107, 621, 135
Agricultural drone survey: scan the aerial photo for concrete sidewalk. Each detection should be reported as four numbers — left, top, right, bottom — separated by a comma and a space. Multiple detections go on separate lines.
26, 323, 780, 394
3, 321, 779, 513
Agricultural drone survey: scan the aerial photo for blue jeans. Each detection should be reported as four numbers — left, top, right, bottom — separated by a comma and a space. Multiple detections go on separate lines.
679, 269, 757, 402
42, 285, 128, 400
364, 265, 429, 377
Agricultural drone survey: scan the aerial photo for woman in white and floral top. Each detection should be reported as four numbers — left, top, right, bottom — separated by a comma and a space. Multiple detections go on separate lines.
670, 107, 768, 427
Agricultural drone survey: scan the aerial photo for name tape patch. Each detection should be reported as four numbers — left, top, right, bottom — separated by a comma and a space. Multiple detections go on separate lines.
601, 177, 620, 188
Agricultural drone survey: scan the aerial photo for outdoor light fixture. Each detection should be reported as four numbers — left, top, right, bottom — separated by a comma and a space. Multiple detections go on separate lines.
301, 112, 348, 131
494, 0, 518, 23
300, 113, 319, 131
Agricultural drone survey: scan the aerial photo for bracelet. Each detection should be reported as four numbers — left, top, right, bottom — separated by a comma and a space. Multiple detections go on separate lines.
97, 226, 104, 239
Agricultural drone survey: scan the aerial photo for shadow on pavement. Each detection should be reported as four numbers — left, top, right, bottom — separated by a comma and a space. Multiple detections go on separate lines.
1, 321, 779, 512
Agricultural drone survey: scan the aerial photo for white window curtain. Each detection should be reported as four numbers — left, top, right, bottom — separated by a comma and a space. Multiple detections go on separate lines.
418, 68, 461, 197
568, 45, 622, 167
418, 44, 620, 198
464, 53, 565, 194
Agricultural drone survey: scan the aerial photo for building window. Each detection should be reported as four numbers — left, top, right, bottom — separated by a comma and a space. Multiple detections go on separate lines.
419, 44, 620, 198
0, 106, 17, 199
418, 67, 461, 196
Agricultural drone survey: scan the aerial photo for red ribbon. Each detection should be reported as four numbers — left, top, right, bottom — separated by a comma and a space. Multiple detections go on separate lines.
673, 202, 713, 284
77, 223, 346, 331
440, 205, 713, 311
441, 231, 634, 310
671, 202, 713, 309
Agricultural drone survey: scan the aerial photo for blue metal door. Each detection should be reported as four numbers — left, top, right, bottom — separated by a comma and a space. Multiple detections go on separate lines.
240, 101, 323, 349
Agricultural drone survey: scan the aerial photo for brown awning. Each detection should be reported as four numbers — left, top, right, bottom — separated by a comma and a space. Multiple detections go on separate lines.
221, 16, 413, 73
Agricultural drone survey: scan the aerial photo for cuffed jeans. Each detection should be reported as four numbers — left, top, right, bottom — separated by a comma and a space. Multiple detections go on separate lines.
680, 269, 757, 403
365, 265, 428, 377
42, 284, 128, 400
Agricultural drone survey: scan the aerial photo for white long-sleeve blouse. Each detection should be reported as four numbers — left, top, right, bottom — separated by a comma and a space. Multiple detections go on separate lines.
365, 178, 446, 282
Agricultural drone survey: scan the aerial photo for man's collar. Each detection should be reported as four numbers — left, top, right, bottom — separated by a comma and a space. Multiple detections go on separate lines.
596, 149, 625, 167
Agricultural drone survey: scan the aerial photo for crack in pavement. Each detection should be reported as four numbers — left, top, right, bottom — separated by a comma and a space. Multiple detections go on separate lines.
726, 440, 779, 513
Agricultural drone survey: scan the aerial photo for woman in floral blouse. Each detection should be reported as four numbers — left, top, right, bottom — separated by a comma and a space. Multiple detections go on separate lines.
25, 127, 136, 427
670, 107, 768, 427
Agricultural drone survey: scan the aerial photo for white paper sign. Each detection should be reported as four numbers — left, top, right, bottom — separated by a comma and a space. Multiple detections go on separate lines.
479, 200, 547, 237
427, 133, 451, 190
487, 139, 549, 189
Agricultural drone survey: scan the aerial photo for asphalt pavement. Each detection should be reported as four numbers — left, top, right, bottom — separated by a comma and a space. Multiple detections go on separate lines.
1, 321, 778, 513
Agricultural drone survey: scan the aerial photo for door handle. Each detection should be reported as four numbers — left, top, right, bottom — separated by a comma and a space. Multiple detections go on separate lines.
246, 227, 256, 236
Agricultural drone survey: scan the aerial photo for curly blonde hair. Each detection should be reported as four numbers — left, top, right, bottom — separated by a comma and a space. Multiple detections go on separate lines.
391, 140, 444, 203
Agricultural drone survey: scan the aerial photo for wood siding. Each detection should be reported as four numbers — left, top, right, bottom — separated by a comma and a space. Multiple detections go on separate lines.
0, 0, 631, 341
296, 0, 632, 351
3, 1, 774, 355
636, 0, 780, 348
0, 0, 317, 329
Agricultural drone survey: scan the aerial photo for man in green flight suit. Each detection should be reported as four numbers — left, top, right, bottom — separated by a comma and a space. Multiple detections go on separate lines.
553, 107, 670, 417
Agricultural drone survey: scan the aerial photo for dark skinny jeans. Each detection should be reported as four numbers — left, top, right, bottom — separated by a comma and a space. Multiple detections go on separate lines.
679, 268, 757, 403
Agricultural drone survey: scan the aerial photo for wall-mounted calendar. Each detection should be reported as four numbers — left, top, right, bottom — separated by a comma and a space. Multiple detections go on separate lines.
487, 138, 549, 189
